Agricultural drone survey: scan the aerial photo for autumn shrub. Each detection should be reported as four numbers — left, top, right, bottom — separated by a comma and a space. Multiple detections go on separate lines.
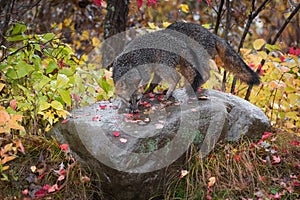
0, 23, 113, 135
232, 40, 299, 133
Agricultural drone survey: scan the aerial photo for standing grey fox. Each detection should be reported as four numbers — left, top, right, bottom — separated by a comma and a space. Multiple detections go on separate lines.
112, 22, 260, 112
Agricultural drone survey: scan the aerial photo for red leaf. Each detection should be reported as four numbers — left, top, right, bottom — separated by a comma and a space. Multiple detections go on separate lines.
71, 93, 81, 102
92, 115, 101, 121
199, 0, 212, 7
48, 184, 59, 193
289, 47, 300, 56
137, 0, 143, 7
205, 195, 212, 200
61, 119, 69, 124
147, 0, 157, 6
93, 0, 102, 6
10, 99, 18, 110
261, 132, 272, 140
289, 140, 299, 146
59, 143, 69, 151
57, 59, 65, 69
59, 169, 66, 175
38, 173, 47, 179
272, 155, 281, 164
34, 189, 47, 198
234, 154, 241, 161
22, 188, 29, 195
42, 184, 51, 190
113, 131, 120, 137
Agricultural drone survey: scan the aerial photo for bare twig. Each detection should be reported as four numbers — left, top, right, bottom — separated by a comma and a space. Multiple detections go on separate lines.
214, 0, 225, 35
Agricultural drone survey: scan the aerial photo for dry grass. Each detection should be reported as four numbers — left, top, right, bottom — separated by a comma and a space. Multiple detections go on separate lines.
165, 129, 300, 199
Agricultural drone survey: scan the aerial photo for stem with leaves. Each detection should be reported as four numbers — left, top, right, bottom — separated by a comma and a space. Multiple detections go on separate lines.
244, 2, 300, 100
229, 0, 271, 95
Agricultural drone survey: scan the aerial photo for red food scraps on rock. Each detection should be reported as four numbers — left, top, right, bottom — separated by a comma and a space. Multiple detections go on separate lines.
113, 131, 120, 137
99, 105, 107, 109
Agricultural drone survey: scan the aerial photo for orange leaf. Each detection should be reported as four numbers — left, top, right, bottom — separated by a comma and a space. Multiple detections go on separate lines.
16, 139, 25, 154
1, 165, 10, 171
1, 155, 17, 165
0, 110, 10, 125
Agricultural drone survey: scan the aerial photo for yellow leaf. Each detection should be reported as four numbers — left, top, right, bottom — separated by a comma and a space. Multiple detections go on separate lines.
63, 18, 72, 27
148, 22, 159, 30
269, 81, 279, 89
253, 39, 265, 50
162, 22, 171, 28
0, 83, 4, 92
81, 30, 90, 41
288, 94, 299, 105
39, 101, 50, 111
3, 143, 13, 153
1, 155, 16, 165
92, 37, 101, 47
180, 4, 190, 13
208, 177, 216, 187
257, 51, 268, 60
1, 165, 9, 171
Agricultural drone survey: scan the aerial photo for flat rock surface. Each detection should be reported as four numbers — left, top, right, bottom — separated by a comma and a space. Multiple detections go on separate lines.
49, 89, 271, 199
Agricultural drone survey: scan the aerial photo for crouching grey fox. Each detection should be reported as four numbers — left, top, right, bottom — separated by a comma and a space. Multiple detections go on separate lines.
112, 22, 260, 112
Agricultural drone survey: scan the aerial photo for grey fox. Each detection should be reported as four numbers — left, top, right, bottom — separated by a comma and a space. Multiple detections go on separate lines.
112, 22, 260, 112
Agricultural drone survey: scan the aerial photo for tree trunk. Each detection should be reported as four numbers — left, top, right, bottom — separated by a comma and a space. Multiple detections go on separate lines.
102, 0, 130, 69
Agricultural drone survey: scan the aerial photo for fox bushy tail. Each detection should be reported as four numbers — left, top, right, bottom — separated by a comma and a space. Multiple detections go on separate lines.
215, 39, 260, 85
166, 22, 260, 86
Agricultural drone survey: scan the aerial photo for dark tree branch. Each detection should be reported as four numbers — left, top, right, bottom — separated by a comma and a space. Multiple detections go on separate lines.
221, 0, 231, 92
244, 2, 300, 100
214, 0, 225, 35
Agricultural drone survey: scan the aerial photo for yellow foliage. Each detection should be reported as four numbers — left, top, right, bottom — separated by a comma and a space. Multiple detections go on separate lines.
253, 39, 265, 50
80, 30, 90, 41
179, 4, 190, 13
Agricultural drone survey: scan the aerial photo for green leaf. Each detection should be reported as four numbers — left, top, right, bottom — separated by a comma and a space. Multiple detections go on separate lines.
50, 100, 63, 110
43, 33, 55, 41
59, 68, 75, 76
33, 75, 51, 91
7, 61, 35, 79
56, 74, 69, 88
6, 34, 28, 42
99, 77, 113, 94
46, 61, 59, 74
265, 44, 281, 52
39, 101, 50, 111
11, 23, 27, 35
0, 64, 8, 70
58, 88, 71, 106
